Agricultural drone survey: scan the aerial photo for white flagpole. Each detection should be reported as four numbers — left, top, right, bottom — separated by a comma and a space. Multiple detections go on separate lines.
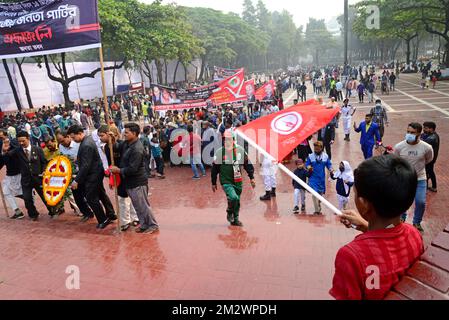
235, 129, 343, 216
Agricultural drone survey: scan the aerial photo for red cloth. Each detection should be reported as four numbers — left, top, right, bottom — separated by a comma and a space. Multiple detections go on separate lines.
330, 223, 424, 300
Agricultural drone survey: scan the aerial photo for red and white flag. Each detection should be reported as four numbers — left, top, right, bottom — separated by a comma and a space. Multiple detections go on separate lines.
235, 100, 340, 162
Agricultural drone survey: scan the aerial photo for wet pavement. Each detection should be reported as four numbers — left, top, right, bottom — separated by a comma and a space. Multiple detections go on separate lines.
0, 73, 448, 299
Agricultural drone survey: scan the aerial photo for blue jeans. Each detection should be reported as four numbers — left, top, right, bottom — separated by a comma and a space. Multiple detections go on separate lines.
402, 180, 427, 225
190, 155, 205, 178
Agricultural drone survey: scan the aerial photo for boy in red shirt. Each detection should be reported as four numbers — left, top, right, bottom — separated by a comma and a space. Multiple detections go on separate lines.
330, 155, 424, 300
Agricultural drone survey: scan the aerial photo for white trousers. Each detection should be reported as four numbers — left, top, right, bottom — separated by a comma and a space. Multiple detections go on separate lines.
294, 189, 306, 207
118, 196, 138, 227
342, 116, 352, 135
1, 175, 22, 211
263, 175, 276, 191
337, 195, 349, 210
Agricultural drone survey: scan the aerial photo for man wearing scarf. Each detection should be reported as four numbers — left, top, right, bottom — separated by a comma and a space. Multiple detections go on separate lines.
211, 130, 255, 227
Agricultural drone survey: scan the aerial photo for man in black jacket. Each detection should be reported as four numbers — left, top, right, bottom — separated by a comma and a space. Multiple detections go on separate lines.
0, 130, 24, 219
68, 125, 115, 229
1, 131, 51, 220
110, 123, 159, 234
422, 122, 440, 192
318, 121, 336, 160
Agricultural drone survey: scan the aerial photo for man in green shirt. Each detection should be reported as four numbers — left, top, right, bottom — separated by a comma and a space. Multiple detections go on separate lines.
211, 131, 256, 227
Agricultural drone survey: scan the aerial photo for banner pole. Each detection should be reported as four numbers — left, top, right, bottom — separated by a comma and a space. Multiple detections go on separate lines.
99, 45, 121, 232
0, 183, 9, 218
234, 129, 343, 217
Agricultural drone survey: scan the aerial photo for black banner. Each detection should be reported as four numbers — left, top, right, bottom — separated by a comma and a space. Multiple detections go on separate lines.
0, 0, 101, 59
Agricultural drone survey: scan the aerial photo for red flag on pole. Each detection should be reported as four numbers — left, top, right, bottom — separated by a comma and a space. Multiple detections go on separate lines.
233, 100, 347, 217
235, 101, 340, 162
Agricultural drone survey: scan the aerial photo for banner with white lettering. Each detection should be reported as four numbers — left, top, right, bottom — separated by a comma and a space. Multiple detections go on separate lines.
0, 0, 101, 59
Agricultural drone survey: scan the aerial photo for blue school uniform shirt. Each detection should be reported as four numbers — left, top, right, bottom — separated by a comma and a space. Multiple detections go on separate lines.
306, 152, 333, 194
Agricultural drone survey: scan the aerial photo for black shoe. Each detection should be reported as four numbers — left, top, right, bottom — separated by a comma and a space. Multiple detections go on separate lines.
293, 206, 299, 214
271, 188, 276, 197
313, 212, 322, 216
120, 224, 131, 232
30, 215, 39, 221
136, 226, 159, 234
260, 191, 271, 201
428, 187, 437, 193
231, 220, 243, 227
108, 214, 118, 221
10, 211, 25, 220
227, 212, 234, 223
301, 205, 306, 212
97, 219, 112, 229
81, 215, 93, 223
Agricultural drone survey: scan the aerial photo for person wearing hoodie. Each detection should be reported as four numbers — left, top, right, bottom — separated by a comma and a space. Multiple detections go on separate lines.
330, 161, 355, 210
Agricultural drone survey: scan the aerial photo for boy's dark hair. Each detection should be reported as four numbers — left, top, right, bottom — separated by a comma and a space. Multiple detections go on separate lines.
408, 122, 423, 134
354, 155, 417, 219
17, 131, 29, 139
124, 123, 140, 136
98, 125, 110, 134
187, 125, 193, 133
143, 126, 151, 135
67, 125, 84, 135
423, 121, 436, 131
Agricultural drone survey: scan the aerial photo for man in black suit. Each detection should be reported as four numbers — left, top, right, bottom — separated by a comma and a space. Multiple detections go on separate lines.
318, 120, 336, 160
1, 131, 51, 220
68, 125, 116, 229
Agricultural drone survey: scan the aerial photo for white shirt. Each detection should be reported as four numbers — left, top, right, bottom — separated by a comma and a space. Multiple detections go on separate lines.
91, 130, 109, 170
73, 112, 81, 125
341, 104, 355, 117
336, 82, 343, 91
59, 140, 80, 162
23, 144, 32, 157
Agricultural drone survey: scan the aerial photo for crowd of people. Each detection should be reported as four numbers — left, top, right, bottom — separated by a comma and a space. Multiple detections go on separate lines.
0, 63, 444, 300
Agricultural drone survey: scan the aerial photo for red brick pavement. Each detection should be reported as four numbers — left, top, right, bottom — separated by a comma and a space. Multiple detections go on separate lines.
0, 74, 448, 300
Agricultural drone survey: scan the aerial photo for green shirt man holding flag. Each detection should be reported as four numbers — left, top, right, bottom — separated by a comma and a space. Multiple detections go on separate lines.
211, 130, 256, 227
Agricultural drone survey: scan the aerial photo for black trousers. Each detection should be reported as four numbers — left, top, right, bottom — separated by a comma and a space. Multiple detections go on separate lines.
426, 162, 437, 189
72, 188, 94, 217
79, 181, 111, 224
155, 156, 164, 175
378, 125, 385, 139
22, 179, 52, 218
324, 142, 332, 160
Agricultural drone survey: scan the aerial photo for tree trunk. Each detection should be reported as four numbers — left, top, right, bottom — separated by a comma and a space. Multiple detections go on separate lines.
199, 56, 206, 81
62, 82, 71, 107
173, 60, 180, 85
181, 62, 188, 82
444, 40, 449, 67
164, 59, 168, 85
155, 60, 163, 84
15, 58, 33, 108
406, 39, 412, 65
414, 37, 420, 61
112, 61, 117, 96
315, 49, 319, 66
2, 59, 22, 111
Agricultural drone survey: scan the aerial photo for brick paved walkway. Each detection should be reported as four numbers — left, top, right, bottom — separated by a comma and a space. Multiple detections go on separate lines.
0, 73, 447, 299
